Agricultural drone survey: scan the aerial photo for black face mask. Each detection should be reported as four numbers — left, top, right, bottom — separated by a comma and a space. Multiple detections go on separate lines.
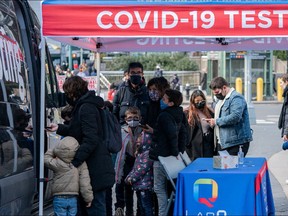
130, 75, 142, 85
66, 96, 76, 106
215, 93, 225, 100
195, 101, 206, 109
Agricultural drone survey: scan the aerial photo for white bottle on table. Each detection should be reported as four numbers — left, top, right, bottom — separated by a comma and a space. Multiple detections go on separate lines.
238, 145, 244, 165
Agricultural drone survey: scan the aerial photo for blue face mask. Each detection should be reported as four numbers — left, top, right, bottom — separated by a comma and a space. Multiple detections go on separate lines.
160, 99, 169, 110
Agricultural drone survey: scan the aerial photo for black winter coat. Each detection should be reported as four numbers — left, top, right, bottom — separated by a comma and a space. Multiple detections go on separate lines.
146, 100, 161, 128
279, 86, 288, 137
149, 106, 187, 161
112, 81, 150, 125
185, 109, 214, 161
57, 91, 115, 191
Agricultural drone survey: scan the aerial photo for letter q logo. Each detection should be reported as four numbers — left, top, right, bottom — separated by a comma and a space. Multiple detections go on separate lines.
193, 179, 218, 208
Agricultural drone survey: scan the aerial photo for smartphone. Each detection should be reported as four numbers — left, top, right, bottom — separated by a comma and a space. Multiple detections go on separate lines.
139, 124, 149, 129
45, 126, 52, 129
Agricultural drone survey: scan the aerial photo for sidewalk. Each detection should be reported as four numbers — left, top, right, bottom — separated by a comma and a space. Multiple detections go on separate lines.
268, 150, 288, 215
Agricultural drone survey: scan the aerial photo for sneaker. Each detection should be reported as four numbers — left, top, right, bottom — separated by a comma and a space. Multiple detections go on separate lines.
115, 207, 124, 216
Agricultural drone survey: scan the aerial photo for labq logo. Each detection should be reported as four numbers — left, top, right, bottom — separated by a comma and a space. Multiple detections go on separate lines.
193, 178, 218, 208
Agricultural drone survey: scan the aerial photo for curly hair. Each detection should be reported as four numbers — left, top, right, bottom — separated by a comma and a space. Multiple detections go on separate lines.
63, 76, 88, 100
187, 90, 213, 127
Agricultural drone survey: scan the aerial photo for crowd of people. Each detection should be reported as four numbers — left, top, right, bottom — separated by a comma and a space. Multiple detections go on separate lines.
45, 61, 253, 216
55, 62, 97, 78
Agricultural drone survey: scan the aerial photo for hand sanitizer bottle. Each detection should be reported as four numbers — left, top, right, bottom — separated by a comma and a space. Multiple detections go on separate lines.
238, 145, 244, 165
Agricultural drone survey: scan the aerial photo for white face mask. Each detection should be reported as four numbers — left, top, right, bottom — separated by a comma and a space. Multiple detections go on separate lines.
127, 120, 140, 128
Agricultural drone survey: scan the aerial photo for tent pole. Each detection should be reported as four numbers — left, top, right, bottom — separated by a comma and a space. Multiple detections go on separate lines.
39, 36, 46, 216
244, 51, 256, 125
95, 52, 101, 96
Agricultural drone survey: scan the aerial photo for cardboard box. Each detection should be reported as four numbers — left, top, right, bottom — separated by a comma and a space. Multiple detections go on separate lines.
213, 155, 238, 169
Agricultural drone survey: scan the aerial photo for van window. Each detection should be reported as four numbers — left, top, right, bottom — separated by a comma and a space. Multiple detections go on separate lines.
0, 1, 34, 178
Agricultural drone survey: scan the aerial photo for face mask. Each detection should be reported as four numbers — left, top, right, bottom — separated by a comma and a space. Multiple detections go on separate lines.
215, 93, 225, 100
195, 101, 206, 109
130, 75, 142, 85
127, 120, 140, 128
160, 99, 169, 110
149, 90, 160, 101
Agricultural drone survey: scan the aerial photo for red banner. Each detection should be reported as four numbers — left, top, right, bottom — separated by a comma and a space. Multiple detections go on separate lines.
43, 4, 288, 37
57, 75, 97, 92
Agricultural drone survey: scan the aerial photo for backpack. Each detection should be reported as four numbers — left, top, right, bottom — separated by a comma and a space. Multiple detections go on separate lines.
99, 107, 122, 153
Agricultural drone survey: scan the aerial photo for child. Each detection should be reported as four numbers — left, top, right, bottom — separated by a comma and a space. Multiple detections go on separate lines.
148, 89, 187, 216
114, 107, 143, 216
44, 136, 93, 216
61, 105, 74, 125
125, 131, 153, 216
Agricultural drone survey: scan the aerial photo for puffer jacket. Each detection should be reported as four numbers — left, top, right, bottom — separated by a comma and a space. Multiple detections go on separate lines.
125, 132, 153, 191
44, 136, 93, 203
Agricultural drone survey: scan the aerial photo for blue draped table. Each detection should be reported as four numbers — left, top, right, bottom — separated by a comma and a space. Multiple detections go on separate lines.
174, 157, 275, 216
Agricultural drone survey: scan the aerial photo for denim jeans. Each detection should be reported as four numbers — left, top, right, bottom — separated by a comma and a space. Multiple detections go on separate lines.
86, 190, 106, 216
153, 161, 167, 216
136, 190, 153, 216
53, 196, 77, 216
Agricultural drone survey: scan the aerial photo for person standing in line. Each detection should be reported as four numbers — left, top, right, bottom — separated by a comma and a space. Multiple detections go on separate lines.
278, 74, 288, 141
48, 76, 115, 216
44, 136, 93, 216
148, 89, 187, 216
116, 70, 129, 90
113, 62, 150, 125
206, 76, 253, 156
125, 130, 153, 216
146, 77, 170, 129
185, 90, 215, 161
114, 107, 143, 216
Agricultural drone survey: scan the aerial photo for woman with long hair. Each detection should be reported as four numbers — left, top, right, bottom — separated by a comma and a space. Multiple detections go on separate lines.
185, 90, 215, 161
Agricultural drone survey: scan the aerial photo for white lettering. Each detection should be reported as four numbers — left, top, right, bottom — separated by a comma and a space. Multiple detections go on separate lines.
0, 29, 25, 100
154, 11, 158, 28
137, 38, 149, 45
242, 11, 255, 28
115, 11, 133, 29
97, 11, 113, 29
273, 10, 288, 28
134, 11, 150, 29
224, 11, 239, 28
162, 11, 178, 29
258, 11, 272, 28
